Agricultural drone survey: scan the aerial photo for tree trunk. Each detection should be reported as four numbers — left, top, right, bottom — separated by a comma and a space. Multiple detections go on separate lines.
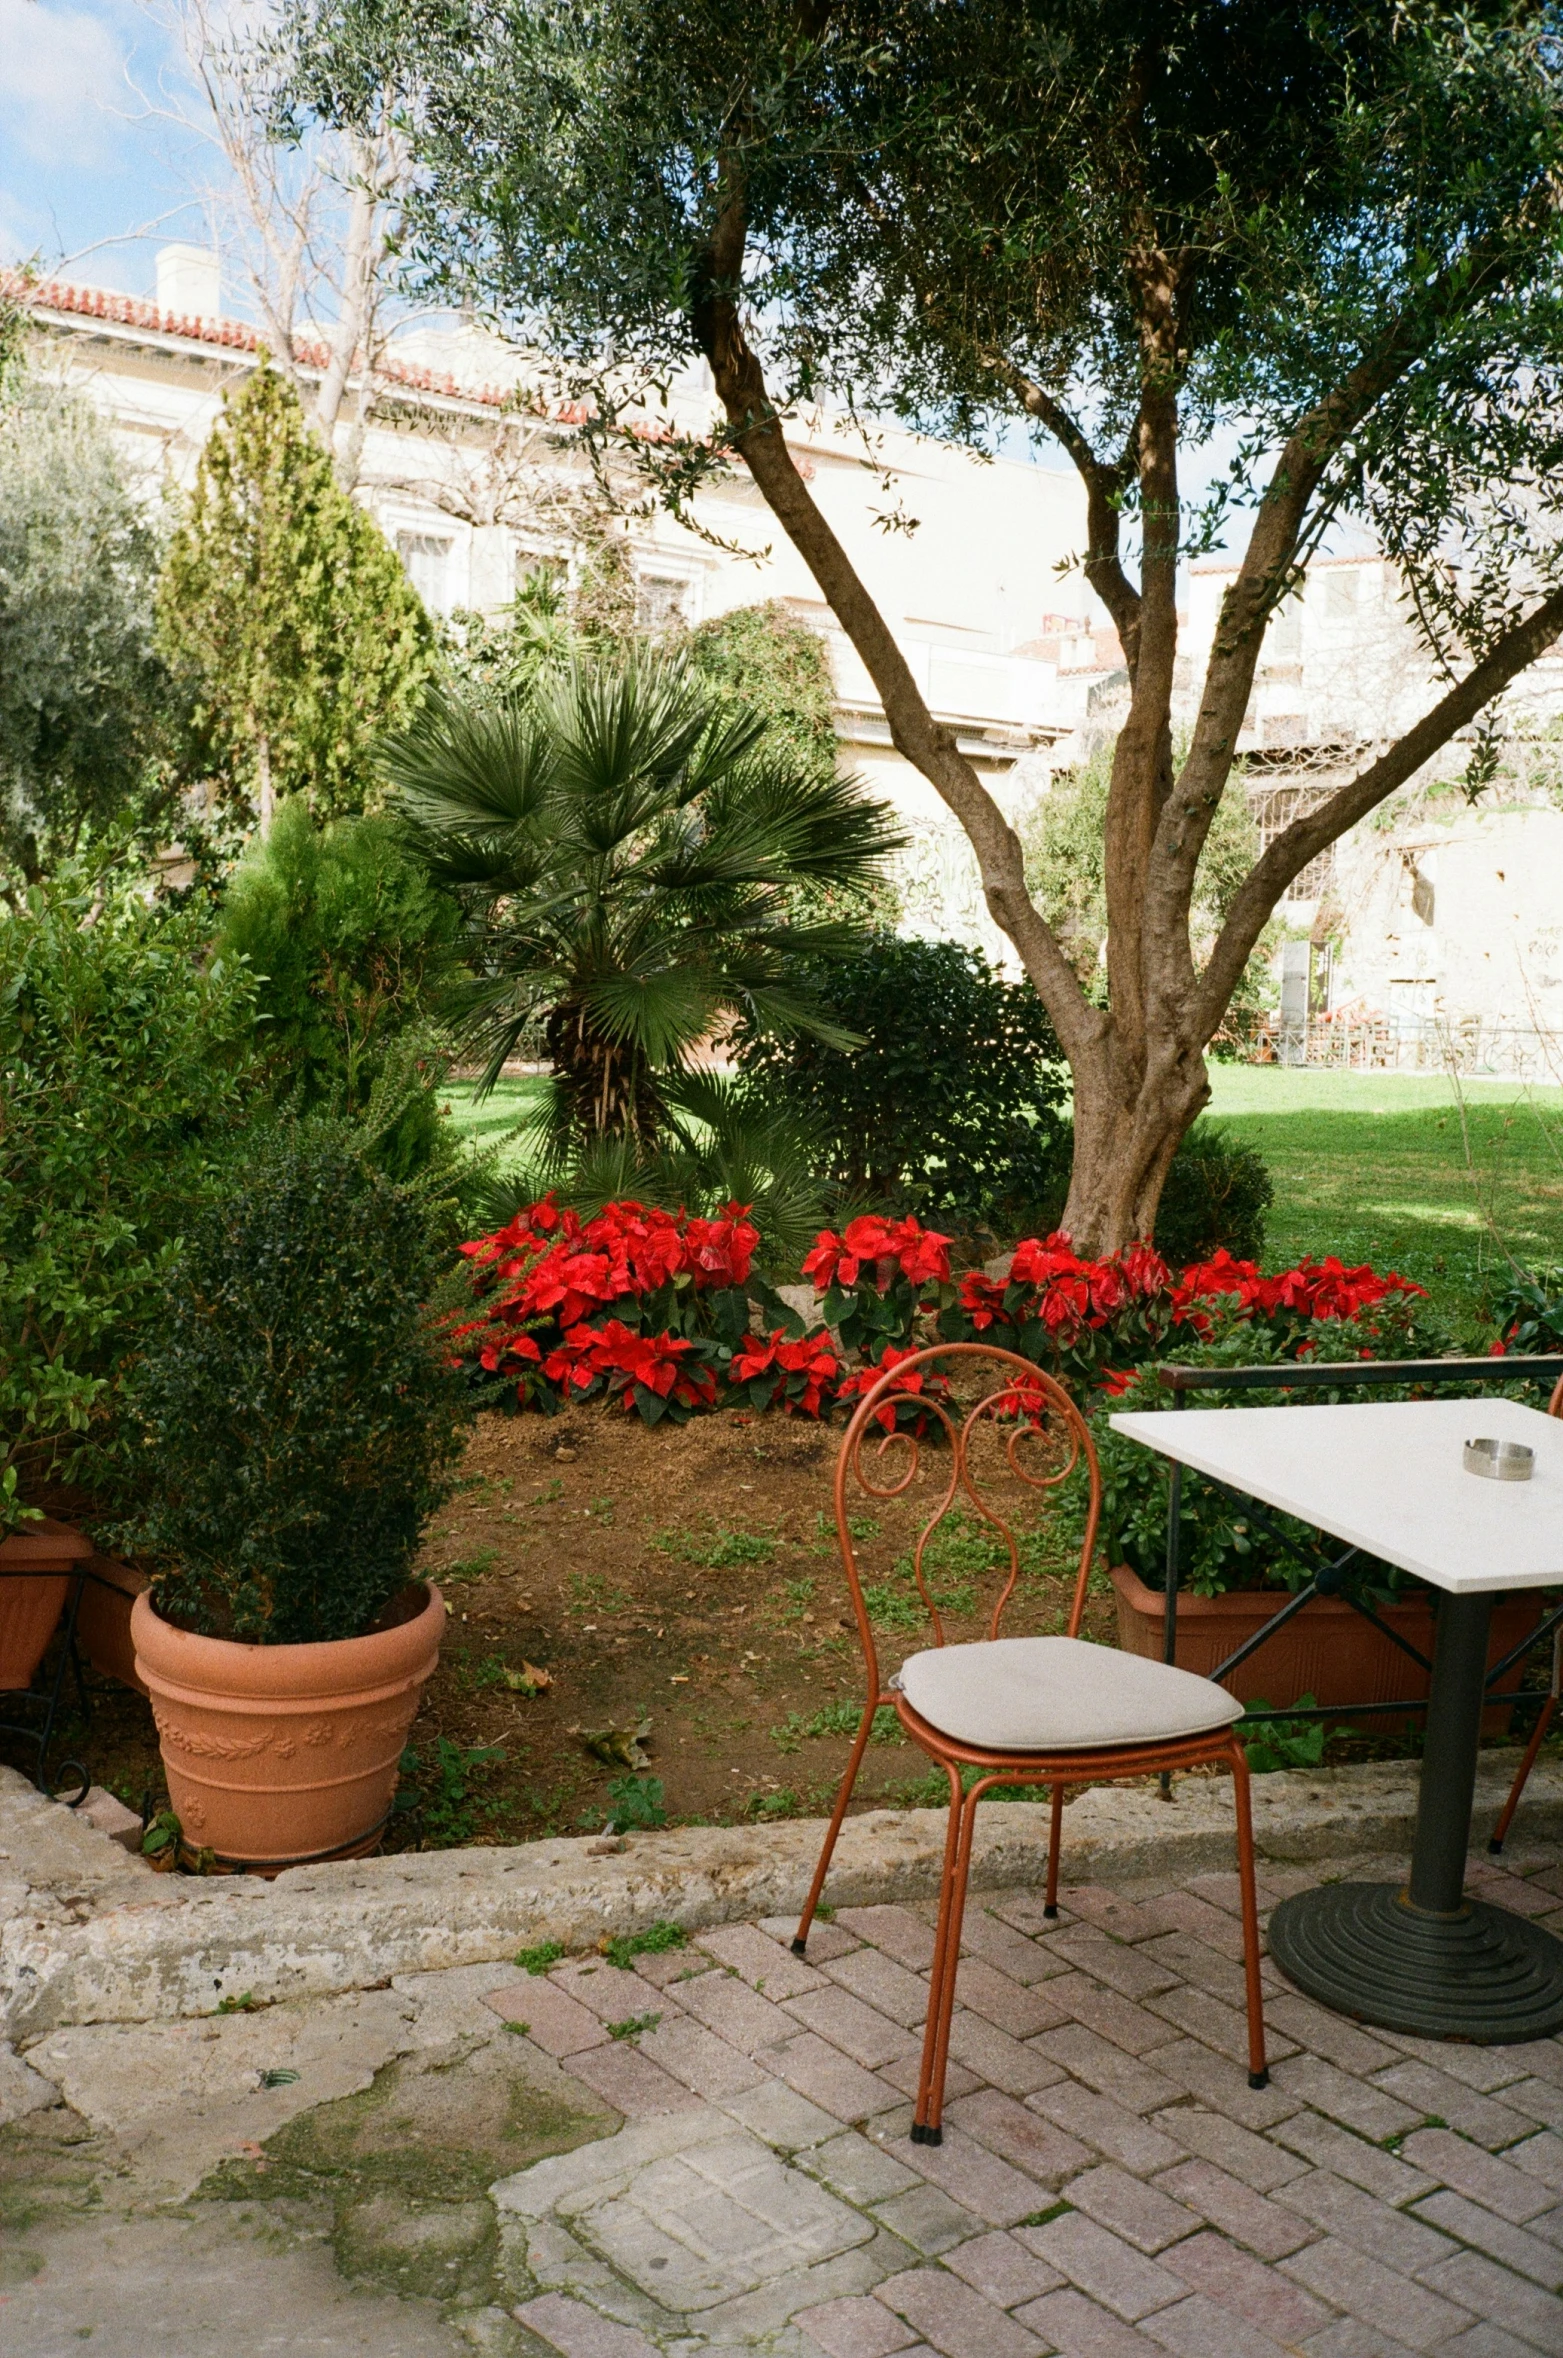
1062, 1026, 1212, 1258
544, 1002, 663, 1145
255, 732, 275, 835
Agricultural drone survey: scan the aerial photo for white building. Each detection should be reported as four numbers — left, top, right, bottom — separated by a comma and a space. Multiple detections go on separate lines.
11, 251, 1115, 960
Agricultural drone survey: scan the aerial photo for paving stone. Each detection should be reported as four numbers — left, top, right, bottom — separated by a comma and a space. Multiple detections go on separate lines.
1495, 2039, 1563, 2091
795, 2293, 920, 2358
786, 1988, 921, 2069
1274, 2169, 1456, 2277
487, 1977, 609, 2056
1434, 2327, 1557, 2358
1136, 2288, 1292, 2358
947, 2086, 1094, 2188
677, 1972, 797, 2055
516, 2292, 663, 2358
1138, 1934, 1251, 2008
1144, 1985, 1288, 2071
1147, 2107, 1305, 2195
1033, 2023, 1183, 2114
722, 2078, 845, 2152
698, 2235, 906, 2344
876, 2050, 981, 2106
942, 2228, 1066, 2308
948, 1958, 1067, 2040
1400, 2127, 1555, 2222
869, 2183, 982, 2258
553, 1959, 678, 2023
1464, 1868, 1562, 1918
567, 2039, 707, 2119
1015, 2284, 1173, 2355
1269, 2056, 1423, 2142
763, 1915, 862, 1964
1158, 2228, 1330, 2340
698, 1923, 827, 1998
633, 1949, 710, 1990
1028, 2081, 1191, 2175
1045, 1974, 1187, 2058
1053, 1887, 1178, 1945
825, 1948, 932, 2028
1048, 1931, 1182, 2002
1151, 2162, 1316, 2261
877, 2125, 1052, 2229
1367, 2060, 1539, 2151
1369, 2027, 1532, 2092
1062, 2165, 1202, 2256
1417, 2247, 1563, 2350
637, 2013, 768, 2101
1297, 2326, 1421, 2358
1023, 2213, 1186, 2321
1504, 2076, 1563, 2133
1509, 2130, 1563, 2195
1184, 1873, 1246, 1916
1282, 2236, 1475, 2352
1262, 1993, 1404, 2078
1270, 2112, 1438, 2205
1137, 1889, 1248, 1961
836, 1908, 938, 1971
945, 2010, 1064, 2098
874, 2263, 1046, 2358
773, 2031, 906, 2123
1529, 2200, 1563, 2249
804, 2130, 924, 2207
957, 1911, 1069, 1985
1412, 2189, 1563, 2289
986, 1889, 1077, 1939
1125, 2040, 1297, 2133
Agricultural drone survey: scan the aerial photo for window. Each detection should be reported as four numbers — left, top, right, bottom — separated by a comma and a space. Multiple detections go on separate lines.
636, 573, 690, 634
1265, 600, 1303, 659
397, 531, 453, 612
1248, 779, 1336, 903
1324, 569, 1360, 619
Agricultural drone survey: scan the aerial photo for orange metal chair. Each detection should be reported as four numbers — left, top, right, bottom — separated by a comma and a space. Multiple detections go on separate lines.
1487, 1371, 1563, 1854
791, 1340, 1269, 2144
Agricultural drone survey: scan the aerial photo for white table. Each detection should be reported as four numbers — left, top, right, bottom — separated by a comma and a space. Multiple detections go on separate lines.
1111, 1395, 1563, 2042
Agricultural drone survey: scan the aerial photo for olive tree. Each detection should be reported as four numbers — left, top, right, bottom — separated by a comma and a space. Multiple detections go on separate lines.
286, 1, 1563, 1248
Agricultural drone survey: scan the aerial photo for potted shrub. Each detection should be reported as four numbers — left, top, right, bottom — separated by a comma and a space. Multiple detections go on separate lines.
123, 1122, 471, 1871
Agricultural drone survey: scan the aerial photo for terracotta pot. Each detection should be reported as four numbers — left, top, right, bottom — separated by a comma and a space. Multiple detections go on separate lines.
131, 1582, 445, 1873
76, 1551, 150, 1696
0, 1517, 93, 1692
1110, 1562, 1544, 1733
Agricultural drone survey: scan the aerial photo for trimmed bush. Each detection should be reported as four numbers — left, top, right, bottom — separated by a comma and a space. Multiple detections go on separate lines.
1155, 1122, 1274, 1266
125, 1123, 470, 1644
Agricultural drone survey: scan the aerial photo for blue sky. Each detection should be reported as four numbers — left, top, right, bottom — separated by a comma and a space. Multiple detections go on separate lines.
1, 0, 217, 295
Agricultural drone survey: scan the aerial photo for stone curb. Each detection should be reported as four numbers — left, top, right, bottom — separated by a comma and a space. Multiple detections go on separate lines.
3, 1752, 1557, 2038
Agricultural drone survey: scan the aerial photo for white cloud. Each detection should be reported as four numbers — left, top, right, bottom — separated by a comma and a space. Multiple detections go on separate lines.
0, 0, 140, 165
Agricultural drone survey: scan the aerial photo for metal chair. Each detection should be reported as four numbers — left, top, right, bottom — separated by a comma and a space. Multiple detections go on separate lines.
1488, 1371, 1563, 1854
791, 1340, 1269, 2144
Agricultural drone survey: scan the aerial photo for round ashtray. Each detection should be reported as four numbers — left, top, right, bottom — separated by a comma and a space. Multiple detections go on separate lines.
1464, 1436, 1535, 1482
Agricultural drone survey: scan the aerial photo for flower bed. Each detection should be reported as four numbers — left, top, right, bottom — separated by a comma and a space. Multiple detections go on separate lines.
453, 1197, 1440, 1438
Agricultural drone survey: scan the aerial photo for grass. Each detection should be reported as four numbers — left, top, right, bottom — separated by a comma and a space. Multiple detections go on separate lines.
441, 1076, 550, 1161
1206, 1066, 1563, 1329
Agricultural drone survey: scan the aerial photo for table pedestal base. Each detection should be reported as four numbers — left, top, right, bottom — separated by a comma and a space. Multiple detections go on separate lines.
1269, 1882, 1563, 2042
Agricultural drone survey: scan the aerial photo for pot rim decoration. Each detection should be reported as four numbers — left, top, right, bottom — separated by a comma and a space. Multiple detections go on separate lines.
131, 1579, 445, 1874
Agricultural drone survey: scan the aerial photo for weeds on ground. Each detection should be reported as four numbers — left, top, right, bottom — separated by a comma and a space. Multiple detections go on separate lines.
602, 1919, 687, 1970
398, 1738, 506, 1845
655, 1525, 777, 1569
1239, 1696, 1332, 1773
771, 1700, 904, 1752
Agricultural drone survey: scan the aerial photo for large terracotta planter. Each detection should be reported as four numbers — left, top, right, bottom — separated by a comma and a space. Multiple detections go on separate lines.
1110, 1561, 1544, 1733
131, 1581, 444, 1873
0, 1518, 92, 1692
77, 1550, 150, 1696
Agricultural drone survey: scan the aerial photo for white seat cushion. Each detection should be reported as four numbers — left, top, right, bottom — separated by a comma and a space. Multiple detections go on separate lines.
893, 1635, 1245, 1751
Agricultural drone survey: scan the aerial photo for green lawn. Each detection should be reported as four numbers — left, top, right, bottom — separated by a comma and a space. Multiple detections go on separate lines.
442, 1077, 548, 1162
1207, 1065, 1563, 1330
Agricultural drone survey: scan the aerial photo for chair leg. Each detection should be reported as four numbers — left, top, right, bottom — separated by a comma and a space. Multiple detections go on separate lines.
1490, 1621, 1561, 1855
1490, 1694, 1557, 1855
793, 1699, 879, 1955
912, 1762, 966, 2143
1229, 1739, 1269, 2090
915, 1775, 984, 2143
1044, 1781, 1064, 1918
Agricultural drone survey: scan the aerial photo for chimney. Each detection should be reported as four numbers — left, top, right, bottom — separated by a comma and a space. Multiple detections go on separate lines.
156, 244, 220, 320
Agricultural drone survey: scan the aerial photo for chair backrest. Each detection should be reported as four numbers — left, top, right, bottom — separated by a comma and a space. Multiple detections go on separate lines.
1550, 1372, 1563, 1420
832, 1340, 1101, 1698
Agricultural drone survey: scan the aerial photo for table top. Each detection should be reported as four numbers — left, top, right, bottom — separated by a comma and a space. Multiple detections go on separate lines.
1109, 1395, 1563, 1593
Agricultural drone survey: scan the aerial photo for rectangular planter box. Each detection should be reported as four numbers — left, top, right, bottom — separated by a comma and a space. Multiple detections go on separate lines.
1110, 1561, 1544, 1733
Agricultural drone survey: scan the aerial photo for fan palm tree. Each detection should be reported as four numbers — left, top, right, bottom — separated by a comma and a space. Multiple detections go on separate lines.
380, 653, 905, 1148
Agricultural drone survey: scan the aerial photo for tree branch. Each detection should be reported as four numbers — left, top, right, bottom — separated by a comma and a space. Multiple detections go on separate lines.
1005, 368, 1140, 672
1194, 585, 1563, 1038
691, 180, 1096, 1064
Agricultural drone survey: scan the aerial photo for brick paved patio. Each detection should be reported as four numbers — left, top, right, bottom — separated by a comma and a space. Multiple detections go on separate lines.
486, 1843, 1563, 2358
